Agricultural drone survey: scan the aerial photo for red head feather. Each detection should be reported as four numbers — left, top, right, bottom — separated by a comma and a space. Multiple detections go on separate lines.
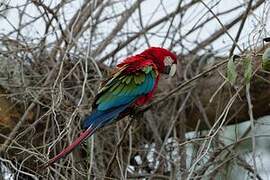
140, 47, 177, 73
117, 47, 177, 74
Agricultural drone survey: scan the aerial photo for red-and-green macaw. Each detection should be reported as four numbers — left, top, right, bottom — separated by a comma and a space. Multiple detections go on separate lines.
46, 47, 177, 166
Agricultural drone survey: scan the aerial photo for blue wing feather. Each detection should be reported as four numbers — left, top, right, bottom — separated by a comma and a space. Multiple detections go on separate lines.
98, 95, 135, 111
97, 73, 154, 110
83, 67, 157, 130
83, 102, 133, 129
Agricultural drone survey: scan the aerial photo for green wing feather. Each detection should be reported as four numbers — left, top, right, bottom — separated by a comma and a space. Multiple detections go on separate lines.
94, 65, 157, 111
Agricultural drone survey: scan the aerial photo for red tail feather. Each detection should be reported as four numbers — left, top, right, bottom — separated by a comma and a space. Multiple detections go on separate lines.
45, 127, 93, 167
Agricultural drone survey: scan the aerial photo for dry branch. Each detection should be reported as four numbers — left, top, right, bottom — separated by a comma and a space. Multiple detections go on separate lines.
0, 0, 269, 179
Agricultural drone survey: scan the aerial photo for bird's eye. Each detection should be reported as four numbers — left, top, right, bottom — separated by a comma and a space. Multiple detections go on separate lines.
164, 56, 173, 66
163, 56, 176, 76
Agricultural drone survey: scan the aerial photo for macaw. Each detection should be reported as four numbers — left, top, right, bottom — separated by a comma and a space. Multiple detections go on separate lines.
46, 47, 177, 166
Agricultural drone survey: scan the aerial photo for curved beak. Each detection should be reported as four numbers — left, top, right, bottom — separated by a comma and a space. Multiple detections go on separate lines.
169, 64, 177, 77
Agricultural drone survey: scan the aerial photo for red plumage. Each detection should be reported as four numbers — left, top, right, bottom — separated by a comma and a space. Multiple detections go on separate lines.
45, 47, 177, 167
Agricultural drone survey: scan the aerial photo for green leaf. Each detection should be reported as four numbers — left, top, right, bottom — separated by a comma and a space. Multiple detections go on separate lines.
227, 56, 237, 85
243, 56, 252, 84
262, 48, 270, 71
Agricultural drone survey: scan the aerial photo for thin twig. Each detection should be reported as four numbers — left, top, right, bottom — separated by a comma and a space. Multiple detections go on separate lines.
229, 0, 254, 56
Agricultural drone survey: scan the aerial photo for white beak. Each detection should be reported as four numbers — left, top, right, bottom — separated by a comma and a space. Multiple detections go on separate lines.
169, 64, 177, 77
